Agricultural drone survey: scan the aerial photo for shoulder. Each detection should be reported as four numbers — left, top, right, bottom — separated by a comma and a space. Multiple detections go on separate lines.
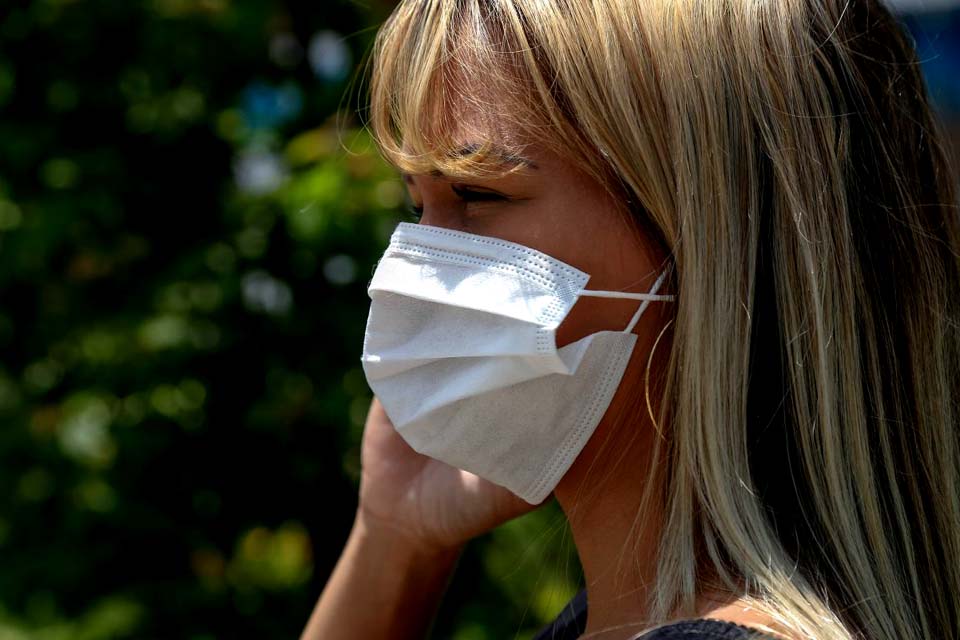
631, 618, 780, 639
533, 591, 782, 640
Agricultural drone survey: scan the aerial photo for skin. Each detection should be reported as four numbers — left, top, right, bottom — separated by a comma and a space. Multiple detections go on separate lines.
301, 129, 788, 639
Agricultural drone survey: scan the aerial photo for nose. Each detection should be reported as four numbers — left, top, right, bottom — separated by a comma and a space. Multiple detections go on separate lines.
415, 205, 470, 233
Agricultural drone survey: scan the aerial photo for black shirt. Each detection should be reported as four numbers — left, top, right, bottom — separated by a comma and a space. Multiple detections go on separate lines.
532, 589, 778, 640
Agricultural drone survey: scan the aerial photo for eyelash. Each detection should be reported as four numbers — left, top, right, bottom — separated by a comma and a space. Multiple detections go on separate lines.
407, 186, 507, 221
452, 185, 507, 203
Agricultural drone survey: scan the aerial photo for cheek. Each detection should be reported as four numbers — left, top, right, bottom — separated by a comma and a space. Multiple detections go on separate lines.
555, 297, 640, 347
449, 167, 669, 349
553, 229, 667, 349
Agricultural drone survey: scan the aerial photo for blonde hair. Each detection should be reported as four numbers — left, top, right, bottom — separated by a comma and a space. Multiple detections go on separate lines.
365, 1, 960, 638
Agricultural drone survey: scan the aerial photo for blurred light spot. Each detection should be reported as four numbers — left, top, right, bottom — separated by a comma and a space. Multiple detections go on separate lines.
189, 282, 223, 312
0, 371, 23, 413
0, 199, 22, 230
281, 163, 343, 241
242, 270, 293, 316
348, 394, 371, 427
171, 85, 206, 121
23, 359, 63, 394
138, 314, 189, 351
241, 526, 269, 557
47, 79, 78, 111
308, 30, 351, 82
285, 127, 336, 166
267, 368, 313, 404
58, 394, 116, 468
240, 80, 302, 131
532, 577, 579, 624
149, 384, 182, 418
286, 202, 327, 243
227, 522, 313, 590
269, 32, 303, 68
157, 281, 222, 313
24, 590, 57, 623
452, 623, 491, 640
69, 596, 145, 637
157, 281, 192, 313
67, 251, 113, 281
341, 443, 361, 484
18, 467, 55, 503
373, 179, 404, 209
191, 548, 226, 589
233, 148, 288, 195
30, 405, 61, 439
117, 233, 151, 261
40, 157, 79, 189
322, 254, 357, 286
179, 378, 207, 411
241, 205, 277, 230
215, 108, 248, 143
126, 102, 159, 133
81, 330, 122, 363
119, 393, 147, 426
345, 151, 375, 178
74, 478, 117, 513
205, 242, 237, 274
235, 226, 267, 258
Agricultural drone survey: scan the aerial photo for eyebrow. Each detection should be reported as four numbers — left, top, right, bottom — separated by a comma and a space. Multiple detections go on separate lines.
400, 143, 539, 182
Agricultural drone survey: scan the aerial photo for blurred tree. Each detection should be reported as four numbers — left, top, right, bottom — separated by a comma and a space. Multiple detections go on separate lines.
2, 1, 956, 639
0, 1, 582, 638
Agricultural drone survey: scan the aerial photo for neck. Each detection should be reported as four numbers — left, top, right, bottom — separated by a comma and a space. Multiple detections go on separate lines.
553, 400, 782, 640
554, 401, 664, 640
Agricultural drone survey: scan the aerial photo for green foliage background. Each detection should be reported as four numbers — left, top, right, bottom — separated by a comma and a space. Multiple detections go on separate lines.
2, 1, 957, 639
0, 1, 581, 638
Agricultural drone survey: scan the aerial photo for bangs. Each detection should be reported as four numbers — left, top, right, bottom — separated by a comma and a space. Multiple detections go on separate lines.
367, 0, 559, 180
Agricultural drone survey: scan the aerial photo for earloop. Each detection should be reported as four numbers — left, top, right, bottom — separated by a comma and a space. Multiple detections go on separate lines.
645, 317, 674, 443
577, 270, 674, 334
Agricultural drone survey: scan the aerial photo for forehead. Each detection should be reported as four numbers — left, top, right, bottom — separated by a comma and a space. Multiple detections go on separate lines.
444, 66, 536, 142
400, 73, 548, 173
404, 98, 543, 168
371, 4, 570, 179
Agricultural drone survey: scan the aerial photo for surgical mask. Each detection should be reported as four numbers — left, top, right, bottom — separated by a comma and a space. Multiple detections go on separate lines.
360, 222, 675, 504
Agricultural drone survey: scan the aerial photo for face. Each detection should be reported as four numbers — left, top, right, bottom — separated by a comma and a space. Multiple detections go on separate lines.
401, 119, 675, 506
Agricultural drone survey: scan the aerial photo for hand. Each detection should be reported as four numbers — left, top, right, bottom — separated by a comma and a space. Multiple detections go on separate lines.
357, 397, 545, 552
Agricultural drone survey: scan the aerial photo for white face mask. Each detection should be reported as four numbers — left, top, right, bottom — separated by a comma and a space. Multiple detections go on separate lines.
360, 222, 675, 504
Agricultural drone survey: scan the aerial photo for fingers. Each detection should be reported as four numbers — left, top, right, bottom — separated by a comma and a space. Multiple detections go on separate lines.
366, 396, 386, 423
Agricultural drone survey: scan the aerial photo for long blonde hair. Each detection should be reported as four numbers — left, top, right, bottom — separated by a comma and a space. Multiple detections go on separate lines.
365, 1, 960, 638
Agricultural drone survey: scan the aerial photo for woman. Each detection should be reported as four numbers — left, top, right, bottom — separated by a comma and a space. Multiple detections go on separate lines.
302, 0, 960, 638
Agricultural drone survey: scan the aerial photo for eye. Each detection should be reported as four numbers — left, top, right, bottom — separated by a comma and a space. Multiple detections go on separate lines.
451, 184, 508, 204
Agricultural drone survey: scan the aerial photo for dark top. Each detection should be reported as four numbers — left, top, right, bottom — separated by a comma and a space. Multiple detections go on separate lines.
532, 589, 778, 640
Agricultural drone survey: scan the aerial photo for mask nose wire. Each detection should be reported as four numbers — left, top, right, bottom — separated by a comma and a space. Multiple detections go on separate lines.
577, 270, 675, 334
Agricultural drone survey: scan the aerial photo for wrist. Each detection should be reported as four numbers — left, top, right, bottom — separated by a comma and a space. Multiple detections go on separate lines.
353, 506, 465, 563
302, 508, 463, 640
